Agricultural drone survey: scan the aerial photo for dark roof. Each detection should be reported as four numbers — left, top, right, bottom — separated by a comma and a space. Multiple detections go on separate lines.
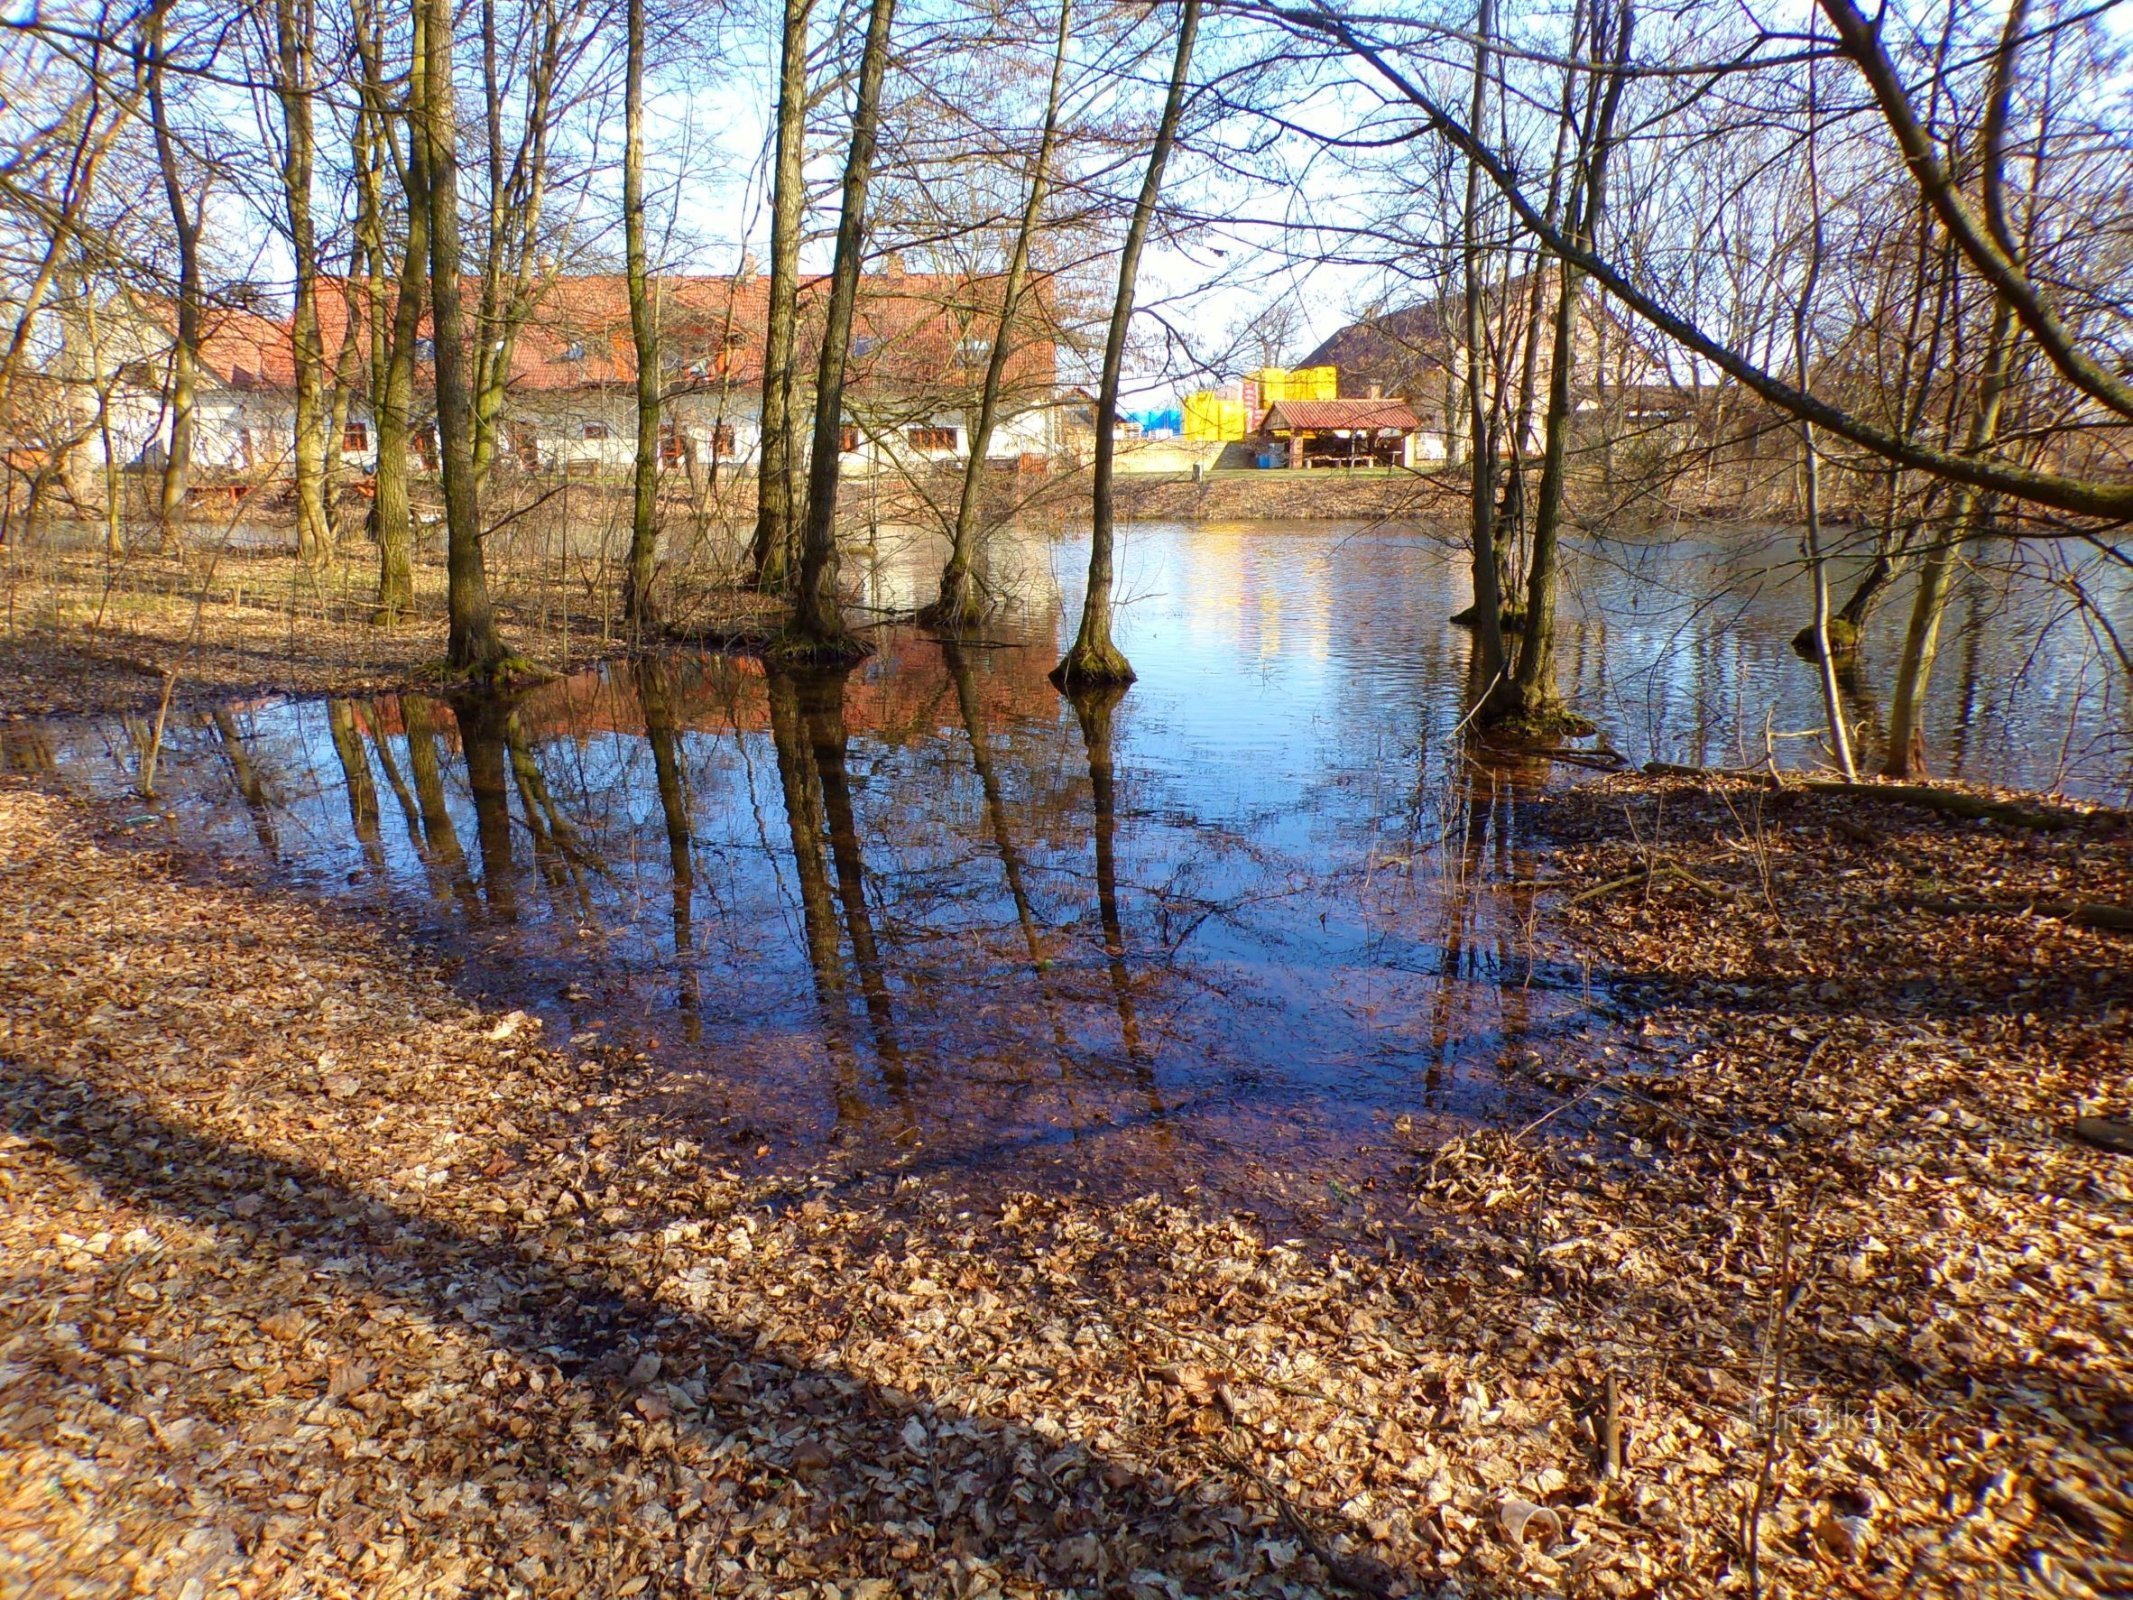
1260, 398, 1420, 432
1300, 305, 1455, 394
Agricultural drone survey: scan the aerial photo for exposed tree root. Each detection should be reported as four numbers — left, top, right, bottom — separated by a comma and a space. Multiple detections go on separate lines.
765, 628, 874, 667
1639, 762, 2110, 832
1910, 895, 2133, 934
1488, 705, 1599, 740
1049, 637, 1136, 689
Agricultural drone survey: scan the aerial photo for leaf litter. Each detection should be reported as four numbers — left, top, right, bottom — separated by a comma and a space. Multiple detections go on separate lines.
0, 766, 2127, 1597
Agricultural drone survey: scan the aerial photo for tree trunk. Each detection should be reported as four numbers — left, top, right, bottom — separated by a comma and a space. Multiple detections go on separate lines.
928, 0, 1072, 632
146, 6, 199, 551
788, 0, 898, 656
1054, 0, 1200, 688
373, 134, 426, 622
749, 0, 814, 592
1458, 0, 1507, 696
1496, 0, 1629, 732
1884, 304, 2013, 777
421, 0, 511, 675
622, 0, 660, 632
354, 0, 421, 623
274, 0, 330, 567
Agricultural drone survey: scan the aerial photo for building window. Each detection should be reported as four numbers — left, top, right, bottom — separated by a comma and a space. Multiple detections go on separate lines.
561, 341, 586, 361
840, 426, 860, 453
342, 421, 368, 451
852, 335, 879, 359
414, 337, 435, 361
958, 337, 991, 364
907, 425, 957, 452
582, 421, 610, 441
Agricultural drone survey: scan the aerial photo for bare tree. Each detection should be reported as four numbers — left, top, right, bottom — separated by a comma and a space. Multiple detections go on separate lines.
1054, 0, 1201, 689
787, 0, 900, 657
923, 0, 1073, 633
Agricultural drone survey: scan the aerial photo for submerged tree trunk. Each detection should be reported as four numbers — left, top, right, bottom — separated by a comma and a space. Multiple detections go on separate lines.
927, 0, 1071, 632
1458, 0, 1508, 696
146, 7, 199, 551
421, 0, 511, 675
622, 0, 660, 632
273, 0, 330, 567
1054, 0, 1200, 688
787, 0, 898, 657
1885, 299, 2014, 778
749, 0, 814, 591
1496, 0, 1629, 732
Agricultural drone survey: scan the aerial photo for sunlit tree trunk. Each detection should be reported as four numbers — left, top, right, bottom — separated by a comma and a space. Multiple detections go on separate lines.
1054, 0, 1200, 688
145, 6, 199, 551
928, 0, 1072, 633
1499, 0, 1629, 731
273, 0, 330, 567
353, 0, 421, 621
750, 0, 814, 591
1885, 299, 2013, 777
420, 0, 512, 675
1792, 47, 1856, 780
1459, 0, 1507, 697
623, 0, 660, 632
469, 0, 565, 484
789, 0, 898, 656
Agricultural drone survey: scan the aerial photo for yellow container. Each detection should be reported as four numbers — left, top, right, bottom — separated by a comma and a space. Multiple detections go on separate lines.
1255, 365, 1337, 404
1183, 391, 1249, 442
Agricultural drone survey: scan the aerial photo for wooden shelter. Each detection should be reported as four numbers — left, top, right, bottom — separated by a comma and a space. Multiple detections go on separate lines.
1254, 398, 1420, 468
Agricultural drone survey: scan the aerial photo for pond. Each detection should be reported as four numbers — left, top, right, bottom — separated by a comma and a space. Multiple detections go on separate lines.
11, 520, 2128, 1210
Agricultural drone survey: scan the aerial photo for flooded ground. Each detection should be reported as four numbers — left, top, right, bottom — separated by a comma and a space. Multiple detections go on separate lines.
11, 520, 2127, 1207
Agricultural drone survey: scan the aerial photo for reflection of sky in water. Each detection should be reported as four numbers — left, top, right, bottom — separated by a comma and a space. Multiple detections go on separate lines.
14, 521, 2129, 1204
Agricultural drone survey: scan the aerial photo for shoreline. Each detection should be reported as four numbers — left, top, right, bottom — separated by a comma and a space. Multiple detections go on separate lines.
2, 676, 2126, 1593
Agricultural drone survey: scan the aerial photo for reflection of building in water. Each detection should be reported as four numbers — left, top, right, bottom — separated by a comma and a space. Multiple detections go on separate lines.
1173, 526, 1337, 671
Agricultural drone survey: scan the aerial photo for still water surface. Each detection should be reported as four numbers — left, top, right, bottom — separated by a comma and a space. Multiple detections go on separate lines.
14, 521, 2128, 1207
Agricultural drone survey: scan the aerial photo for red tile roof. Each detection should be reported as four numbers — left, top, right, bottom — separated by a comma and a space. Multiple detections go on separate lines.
260, 272, 1060, 400
1258, 398, 1421, 432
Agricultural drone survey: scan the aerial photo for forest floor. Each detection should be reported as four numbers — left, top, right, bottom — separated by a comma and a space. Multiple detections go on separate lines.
1, 734, 2126, 1597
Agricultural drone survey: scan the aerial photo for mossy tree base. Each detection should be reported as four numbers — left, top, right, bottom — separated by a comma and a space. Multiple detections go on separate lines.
1486, 704, 1599, 741
766, 628, 874, 668
1049, 637, 1135, 689
917, 579, 991, 636
420, 651, 552, 691
1790, 616, 1862, 661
